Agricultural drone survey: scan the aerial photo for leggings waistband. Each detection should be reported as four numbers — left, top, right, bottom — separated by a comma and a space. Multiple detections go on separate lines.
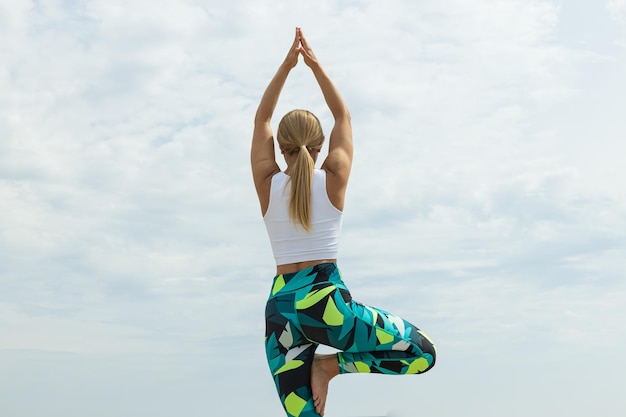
270, 262, 341, 296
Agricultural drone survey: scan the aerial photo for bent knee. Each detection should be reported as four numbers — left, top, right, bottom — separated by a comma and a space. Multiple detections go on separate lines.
417, 332, 437, 373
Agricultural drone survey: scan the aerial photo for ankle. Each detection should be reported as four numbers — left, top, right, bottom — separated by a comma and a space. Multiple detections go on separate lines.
318, 354, 340, 378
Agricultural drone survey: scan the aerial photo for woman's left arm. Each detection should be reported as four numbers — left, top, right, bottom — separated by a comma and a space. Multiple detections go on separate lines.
251, 28, 301, 212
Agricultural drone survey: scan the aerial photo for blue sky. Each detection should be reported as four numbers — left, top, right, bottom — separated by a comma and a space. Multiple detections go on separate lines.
1, 1, 625, 416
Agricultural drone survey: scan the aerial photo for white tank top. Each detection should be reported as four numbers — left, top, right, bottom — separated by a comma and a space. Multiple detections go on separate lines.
263, 169, 343, 265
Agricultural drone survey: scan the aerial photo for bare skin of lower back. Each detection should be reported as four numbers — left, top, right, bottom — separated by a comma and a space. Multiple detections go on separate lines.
276, 258, 337, 275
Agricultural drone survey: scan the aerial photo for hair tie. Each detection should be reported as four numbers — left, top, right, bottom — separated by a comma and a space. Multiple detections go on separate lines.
290, 145, 315, 154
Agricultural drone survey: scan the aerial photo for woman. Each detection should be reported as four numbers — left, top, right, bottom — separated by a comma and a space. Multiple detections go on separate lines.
251, 27, 436, 417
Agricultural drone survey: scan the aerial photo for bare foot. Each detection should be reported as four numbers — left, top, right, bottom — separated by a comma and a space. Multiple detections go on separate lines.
310, 354, 339, 416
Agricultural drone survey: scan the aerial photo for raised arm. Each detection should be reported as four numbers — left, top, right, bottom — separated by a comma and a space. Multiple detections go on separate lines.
251, 28, 300, 213
299, 29, 353, 207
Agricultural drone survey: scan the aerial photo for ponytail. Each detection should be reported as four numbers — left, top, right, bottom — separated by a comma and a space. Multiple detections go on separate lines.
276, 109, 325, 232
288, 145, 315, 232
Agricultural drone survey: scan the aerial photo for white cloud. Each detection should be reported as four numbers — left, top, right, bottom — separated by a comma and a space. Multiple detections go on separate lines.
608, 0, 626, 25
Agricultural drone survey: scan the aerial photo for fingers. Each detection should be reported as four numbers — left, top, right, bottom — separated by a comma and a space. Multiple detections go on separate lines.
298, 27, 310, 50
280, 27, 300, 68
292, 27, 317, 67
291, 26, 300, 50
298, 28, 313, 59
297, 28, 316, 59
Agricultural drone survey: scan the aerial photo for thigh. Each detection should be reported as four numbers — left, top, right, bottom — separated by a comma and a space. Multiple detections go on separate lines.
295, 280, 432, 355
265, 294, 320, 416
341, 300, 431, 353
266, 291, 315, 372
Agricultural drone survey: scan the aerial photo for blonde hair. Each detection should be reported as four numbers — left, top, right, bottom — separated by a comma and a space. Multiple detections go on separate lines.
277, 109, 325, 232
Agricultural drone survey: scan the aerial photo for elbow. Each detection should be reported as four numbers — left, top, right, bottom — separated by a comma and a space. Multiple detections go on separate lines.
254, 106, 273, 125
336, 108, 351, 122
254, 111, 269, 125
254, 115, 271, 127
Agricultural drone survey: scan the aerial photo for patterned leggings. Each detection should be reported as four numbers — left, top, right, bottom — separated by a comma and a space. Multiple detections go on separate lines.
265, 263, 436, 417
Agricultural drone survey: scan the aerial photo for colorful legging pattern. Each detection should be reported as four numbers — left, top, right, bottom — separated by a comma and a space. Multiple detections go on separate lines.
265, 263, 436, 417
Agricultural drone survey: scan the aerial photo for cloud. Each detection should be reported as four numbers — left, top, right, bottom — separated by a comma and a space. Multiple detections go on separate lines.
1, 1, 626, 416
608, 0, 626, 25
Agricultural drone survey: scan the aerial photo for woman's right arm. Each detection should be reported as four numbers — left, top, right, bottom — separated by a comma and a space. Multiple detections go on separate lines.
251, 28, 300, 214
299, 29, 353, 210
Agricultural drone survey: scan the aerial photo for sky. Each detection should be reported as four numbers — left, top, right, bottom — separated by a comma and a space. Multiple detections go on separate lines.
1, 0, 625, 416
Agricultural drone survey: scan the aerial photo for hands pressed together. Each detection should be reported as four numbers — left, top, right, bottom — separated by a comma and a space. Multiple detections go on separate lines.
283, 27, 318, 69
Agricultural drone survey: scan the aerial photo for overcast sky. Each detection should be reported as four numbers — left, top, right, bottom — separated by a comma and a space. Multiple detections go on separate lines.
1, 1, 625, 416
